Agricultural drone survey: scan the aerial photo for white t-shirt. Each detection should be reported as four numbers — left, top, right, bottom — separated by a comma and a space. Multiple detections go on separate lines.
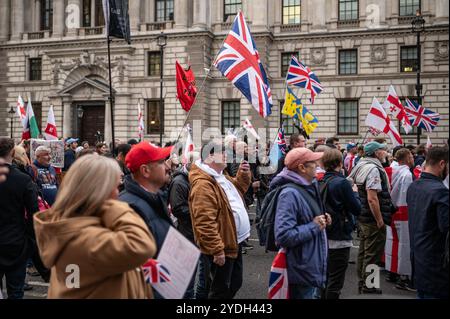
196, 160, 250, 244
366, 167, 382, 192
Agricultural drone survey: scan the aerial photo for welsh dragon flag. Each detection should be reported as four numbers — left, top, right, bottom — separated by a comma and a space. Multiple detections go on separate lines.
22, 98, 40, 139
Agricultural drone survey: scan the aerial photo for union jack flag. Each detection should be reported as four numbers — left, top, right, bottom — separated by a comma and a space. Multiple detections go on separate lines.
268, 249, 289, 299
404, 98, 440, 133
142, 259, 171, 284
213, 11, 272, 118
286, 55, 323, 104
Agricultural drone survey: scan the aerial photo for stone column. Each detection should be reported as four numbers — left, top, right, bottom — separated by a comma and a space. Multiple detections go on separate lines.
35, 0, 42, 31
62, 97, 73, 138
52, 0, 65, 37
327, 0, 338, 30
387, 0, 398, 25
129, 0, 141, 33
310, 0, 327, 31
104, 97, 112, 146
435, 0, 449, 23
11, 0, 25, 40
251, 0, 268, 29
91, 0, 96, 26
300, 0, 310, 32
174, 0, 188, 29
0, 0, 11, 41
67, 0, 82, 36
193, 0, 208, 29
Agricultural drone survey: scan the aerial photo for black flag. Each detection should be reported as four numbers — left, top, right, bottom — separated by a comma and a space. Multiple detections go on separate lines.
102, 0, 131, 44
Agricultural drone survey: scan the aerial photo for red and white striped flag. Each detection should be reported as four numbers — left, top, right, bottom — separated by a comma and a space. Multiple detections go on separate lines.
17, 95, 27, 129
366, 97, 403, 146
242, 118, 260, 140
426, 135, 432, 149
44, 105, 58, 140
383, 85, 412, 134
182, 125, 194, 165
138, 101, 144, 141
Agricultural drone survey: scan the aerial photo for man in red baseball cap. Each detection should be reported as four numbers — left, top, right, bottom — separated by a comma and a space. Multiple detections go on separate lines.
119, 142, 175, 299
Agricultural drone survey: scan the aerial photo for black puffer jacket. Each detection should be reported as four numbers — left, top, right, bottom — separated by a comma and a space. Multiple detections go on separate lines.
168, 168, 195, 243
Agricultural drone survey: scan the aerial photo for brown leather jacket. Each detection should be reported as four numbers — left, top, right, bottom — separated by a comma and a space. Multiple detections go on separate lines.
188, 163, 251, 259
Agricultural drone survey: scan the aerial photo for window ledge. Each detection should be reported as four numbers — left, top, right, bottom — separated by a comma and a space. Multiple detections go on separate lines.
141, 21, 174, 31
337, 20, 359, 28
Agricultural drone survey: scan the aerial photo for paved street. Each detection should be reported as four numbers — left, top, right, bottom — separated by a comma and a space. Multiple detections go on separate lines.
2, 207, 415, 300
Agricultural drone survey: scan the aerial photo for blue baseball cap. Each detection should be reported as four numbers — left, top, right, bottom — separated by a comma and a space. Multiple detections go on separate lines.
66, 138, 79, 145
346, 143, 356, 151
364, 141, 387, 155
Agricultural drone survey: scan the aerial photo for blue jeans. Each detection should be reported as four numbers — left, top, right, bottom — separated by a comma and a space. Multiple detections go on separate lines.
289, 284, 321, 299
0, 263, 27, 299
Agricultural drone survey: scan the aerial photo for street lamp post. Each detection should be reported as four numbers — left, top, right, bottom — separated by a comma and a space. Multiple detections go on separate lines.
412, 9, 425, 145
8, 106, 15, 139
157, 31, 167, 146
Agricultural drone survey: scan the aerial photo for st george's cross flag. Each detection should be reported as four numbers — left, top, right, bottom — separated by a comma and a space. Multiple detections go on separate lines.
242, 118, 260, 140
383, 85, 412, 134
137, 101, 144, 141
268, 248, 289, 299
213, 11, 272, 118
366, 97, 403, 146
384, 164, 413, 276
44, 105, 58, 140
16, 95, 27, 129
182, 125, 195, 165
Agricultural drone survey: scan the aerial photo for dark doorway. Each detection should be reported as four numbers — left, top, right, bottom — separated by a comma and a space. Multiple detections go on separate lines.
76, 102, 105, 146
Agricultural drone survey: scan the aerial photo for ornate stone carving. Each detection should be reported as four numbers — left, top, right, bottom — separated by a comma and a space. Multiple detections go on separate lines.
50, 51, 128, 85
310, 48, 326, 66
435, 41, 449, 61
370, 44, 386, 63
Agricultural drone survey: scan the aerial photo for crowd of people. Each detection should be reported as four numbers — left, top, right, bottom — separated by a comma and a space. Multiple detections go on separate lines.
0, 133, 448, 300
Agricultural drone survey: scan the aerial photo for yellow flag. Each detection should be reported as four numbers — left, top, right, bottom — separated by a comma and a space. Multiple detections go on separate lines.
297, 104, 319, 136
281, 87, 300, 117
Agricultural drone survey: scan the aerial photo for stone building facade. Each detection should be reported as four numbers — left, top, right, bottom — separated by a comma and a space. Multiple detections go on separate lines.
0, 0, 448, 147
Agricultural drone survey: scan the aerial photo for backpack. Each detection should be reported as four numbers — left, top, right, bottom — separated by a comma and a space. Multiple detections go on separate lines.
319, 175, 356, 235
256, 182, 321, 252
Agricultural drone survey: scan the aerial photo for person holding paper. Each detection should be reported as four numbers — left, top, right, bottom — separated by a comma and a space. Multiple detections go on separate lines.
189, 141, 251, 299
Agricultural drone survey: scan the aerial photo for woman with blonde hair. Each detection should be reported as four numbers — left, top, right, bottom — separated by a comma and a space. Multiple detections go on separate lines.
33, 154, 156, 298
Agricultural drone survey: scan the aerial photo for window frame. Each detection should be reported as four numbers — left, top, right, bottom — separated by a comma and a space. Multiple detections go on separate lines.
279, 100, 296, 136
400, 46, 419, 73
337, 99, 359, 135
146, 99, 164, 135
223, 0, 242, 22
40, 0, 53, 31
29, 58, 42, 81
94, 0, 105, 26
281, 51, 299, 78
338, 0, 359, 21
82, 0, 91, 27
338, 49, 358, 75
399, 0, 421, 17
221, 100, 241, 135
147, 51, 162, 77
155, 0, 174, 22
282, 0, 302, 25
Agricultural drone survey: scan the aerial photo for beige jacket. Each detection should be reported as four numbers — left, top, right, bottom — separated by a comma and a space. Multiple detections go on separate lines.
33, 200, 156, 299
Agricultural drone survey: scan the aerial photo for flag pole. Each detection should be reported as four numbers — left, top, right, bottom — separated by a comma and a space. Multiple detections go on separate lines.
358, 129, 370, 146
107, 34, 116, 156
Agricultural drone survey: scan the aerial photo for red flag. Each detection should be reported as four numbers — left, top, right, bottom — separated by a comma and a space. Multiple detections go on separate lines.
176, 61, 197, 112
